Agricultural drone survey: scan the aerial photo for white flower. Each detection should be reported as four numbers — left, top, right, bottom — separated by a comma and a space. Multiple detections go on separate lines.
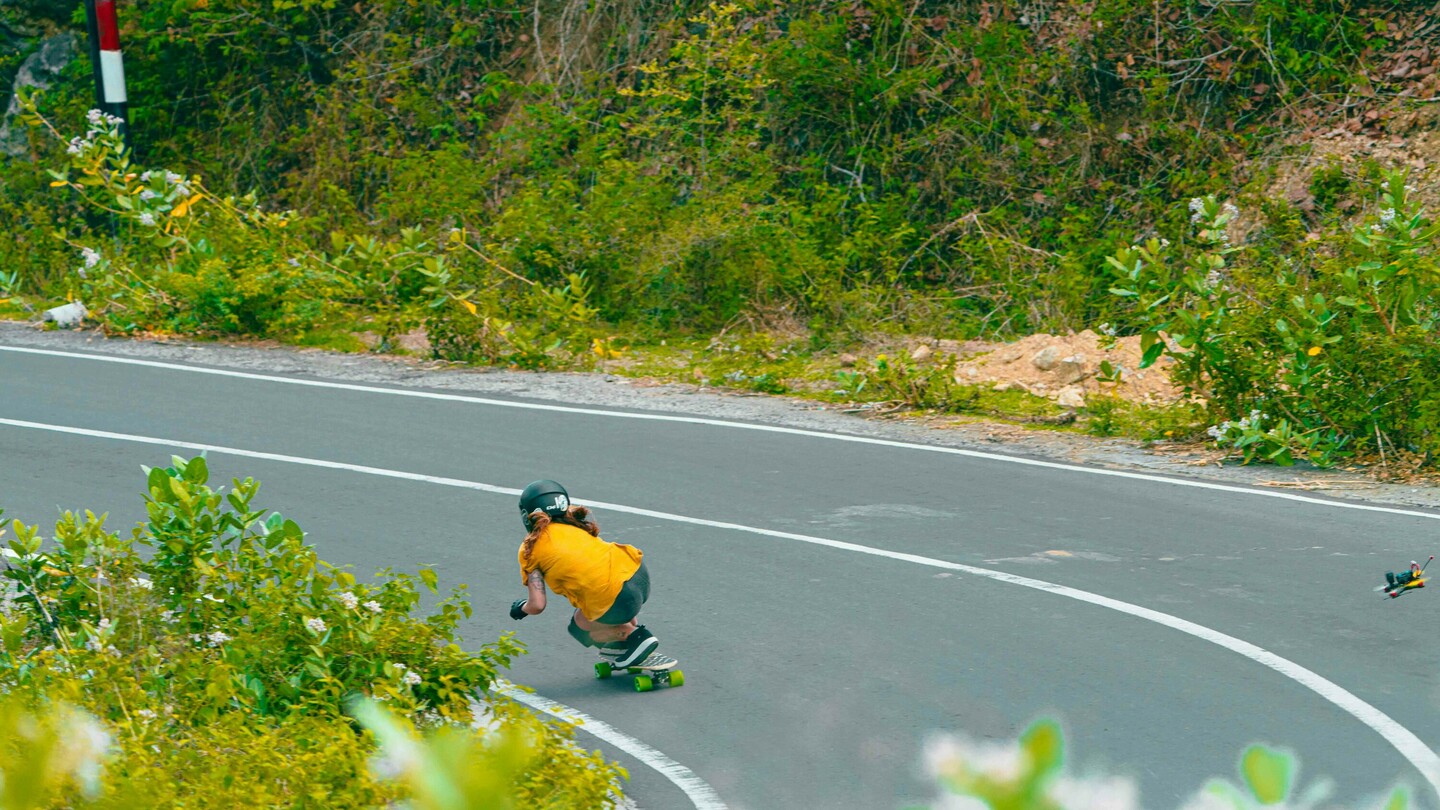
207, 631, 231, 647
364, 600, 383, 614
1379, 207, 1397, 224
164, 171, 183, 185
391, 662, 408, 670
305, 617, 328, 634
159, 609, 178, 624
60, 709, 112, 798
1206, 268, 1225, 288
1050, 775, 1141, 810
85, 639, 103, 652
139, 189, 159, 201
81, 247, 101, 268
98, 618, 112, 631
138, 212, 156, 227
402, 671, 422, 686
338, 591, 359, 610
135, 708, 157, 720
924, 732, 1026, 784
67, 137, 87, 155
1222, 202, 1239, 219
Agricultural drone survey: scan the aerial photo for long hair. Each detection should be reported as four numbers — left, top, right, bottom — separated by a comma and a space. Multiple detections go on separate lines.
521, 505, 600, 564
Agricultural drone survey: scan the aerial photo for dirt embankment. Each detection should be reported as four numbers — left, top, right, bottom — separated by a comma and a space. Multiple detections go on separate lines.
939, 330, 1186, 409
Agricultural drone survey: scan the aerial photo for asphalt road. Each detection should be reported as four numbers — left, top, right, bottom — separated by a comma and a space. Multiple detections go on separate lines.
3, 344, 1439, 809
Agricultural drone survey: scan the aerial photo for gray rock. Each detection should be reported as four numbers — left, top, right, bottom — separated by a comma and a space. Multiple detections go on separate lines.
1031, 346, 1059, 371
1055, 385, 1086, 408
1, 31, 76, 158
1055, 354, 1090, 385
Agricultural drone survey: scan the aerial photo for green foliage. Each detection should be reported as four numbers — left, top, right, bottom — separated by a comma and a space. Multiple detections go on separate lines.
1109, 171, 1439, 467
7, 0, 1408, 347
0, 457, 622, 808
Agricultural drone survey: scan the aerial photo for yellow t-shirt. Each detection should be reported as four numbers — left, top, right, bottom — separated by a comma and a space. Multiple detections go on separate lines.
518, 522, 644, 621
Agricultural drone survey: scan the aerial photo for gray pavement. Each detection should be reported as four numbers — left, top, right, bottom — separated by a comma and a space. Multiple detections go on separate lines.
3, 337, 1439, 809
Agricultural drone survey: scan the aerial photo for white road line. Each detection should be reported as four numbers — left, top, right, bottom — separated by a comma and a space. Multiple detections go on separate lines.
4, 344, 1438, 522
4, 416, 1439, 799
494, 681, 727, 810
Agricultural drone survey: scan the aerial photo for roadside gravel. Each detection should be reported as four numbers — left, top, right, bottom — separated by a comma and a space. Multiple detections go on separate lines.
6, 321, 1440, 510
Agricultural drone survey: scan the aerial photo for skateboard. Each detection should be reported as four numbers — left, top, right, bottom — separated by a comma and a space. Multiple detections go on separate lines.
594, 652, 685, 692
1376, 556, 1432, 599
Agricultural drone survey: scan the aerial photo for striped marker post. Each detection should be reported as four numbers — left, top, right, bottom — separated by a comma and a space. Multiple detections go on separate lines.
83, 0, 130, 152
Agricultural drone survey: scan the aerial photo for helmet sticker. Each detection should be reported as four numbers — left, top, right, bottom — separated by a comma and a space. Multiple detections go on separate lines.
551, 494, 569, 512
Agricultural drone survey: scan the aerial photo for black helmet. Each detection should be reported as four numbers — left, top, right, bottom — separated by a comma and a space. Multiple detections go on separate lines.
519, 480, 570, 531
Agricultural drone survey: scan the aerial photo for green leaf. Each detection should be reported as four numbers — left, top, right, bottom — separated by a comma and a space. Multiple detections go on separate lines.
147, 466, 172, 501
183, 455, 209, 484
1140, 341, 1165, 368
1020, 719, 1064, 778
420, 567, 439, 594
1241, 745, 1292, 804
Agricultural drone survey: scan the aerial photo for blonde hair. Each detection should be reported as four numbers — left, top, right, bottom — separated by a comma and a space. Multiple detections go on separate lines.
520, 505, 600, 563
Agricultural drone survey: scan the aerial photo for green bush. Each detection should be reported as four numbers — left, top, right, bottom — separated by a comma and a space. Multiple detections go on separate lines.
0, 457, 623, 808
6, 0, 1408, 343
1109, 171, 1440, 467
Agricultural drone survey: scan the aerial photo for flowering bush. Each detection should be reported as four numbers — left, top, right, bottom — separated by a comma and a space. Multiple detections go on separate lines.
914, 719, 1409, 810
1109, 171, 1438, 467
0, 457, 622, 808
19, 101, 599, 368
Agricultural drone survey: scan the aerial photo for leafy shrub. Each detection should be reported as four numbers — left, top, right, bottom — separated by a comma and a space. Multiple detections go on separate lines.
1109, 171, 1440, 467
0, 457, 622, 808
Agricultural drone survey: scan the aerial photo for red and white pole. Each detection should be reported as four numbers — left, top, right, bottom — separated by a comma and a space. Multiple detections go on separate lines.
83, 0, 130, 151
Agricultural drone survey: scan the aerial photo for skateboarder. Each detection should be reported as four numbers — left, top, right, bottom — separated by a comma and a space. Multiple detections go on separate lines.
508, 480, 660, 667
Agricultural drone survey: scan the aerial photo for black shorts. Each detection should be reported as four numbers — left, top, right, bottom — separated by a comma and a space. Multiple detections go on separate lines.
597, 562, 650, 625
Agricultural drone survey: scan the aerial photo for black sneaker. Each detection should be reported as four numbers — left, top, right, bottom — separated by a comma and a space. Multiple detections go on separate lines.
612, 626, 658, 667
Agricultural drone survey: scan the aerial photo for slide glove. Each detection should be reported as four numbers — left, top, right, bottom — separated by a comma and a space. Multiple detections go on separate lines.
509, 599, 529, 620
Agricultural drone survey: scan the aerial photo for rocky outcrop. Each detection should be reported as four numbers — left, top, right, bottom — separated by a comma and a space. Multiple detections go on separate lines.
1, 31, 76, 157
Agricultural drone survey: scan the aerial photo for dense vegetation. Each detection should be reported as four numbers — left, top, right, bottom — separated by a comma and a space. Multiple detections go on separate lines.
3, 0, 1440, 464
0, 457, 622, 808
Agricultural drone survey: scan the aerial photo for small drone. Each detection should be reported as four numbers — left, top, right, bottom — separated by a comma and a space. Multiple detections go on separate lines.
1377, 556, 1433, 599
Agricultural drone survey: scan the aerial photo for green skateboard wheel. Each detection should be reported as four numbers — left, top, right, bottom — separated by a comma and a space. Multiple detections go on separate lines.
634, 675, 654, 692
594, 661, 613, 679
669, 669, 685, 688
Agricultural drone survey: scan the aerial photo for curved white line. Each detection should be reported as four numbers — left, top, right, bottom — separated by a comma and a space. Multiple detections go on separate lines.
3, 345, 1438, 522
3, 416, 1438, 798
494, 681, 727, 810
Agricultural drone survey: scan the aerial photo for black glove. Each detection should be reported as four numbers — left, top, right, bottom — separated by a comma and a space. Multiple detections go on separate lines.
509, 599, 529, 620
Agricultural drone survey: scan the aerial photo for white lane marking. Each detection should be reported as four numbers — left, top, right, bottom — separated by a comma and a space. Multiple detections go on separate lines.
494, 681, 727, 810
4, 416, 1439, 798
4, 345, 1438, 522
